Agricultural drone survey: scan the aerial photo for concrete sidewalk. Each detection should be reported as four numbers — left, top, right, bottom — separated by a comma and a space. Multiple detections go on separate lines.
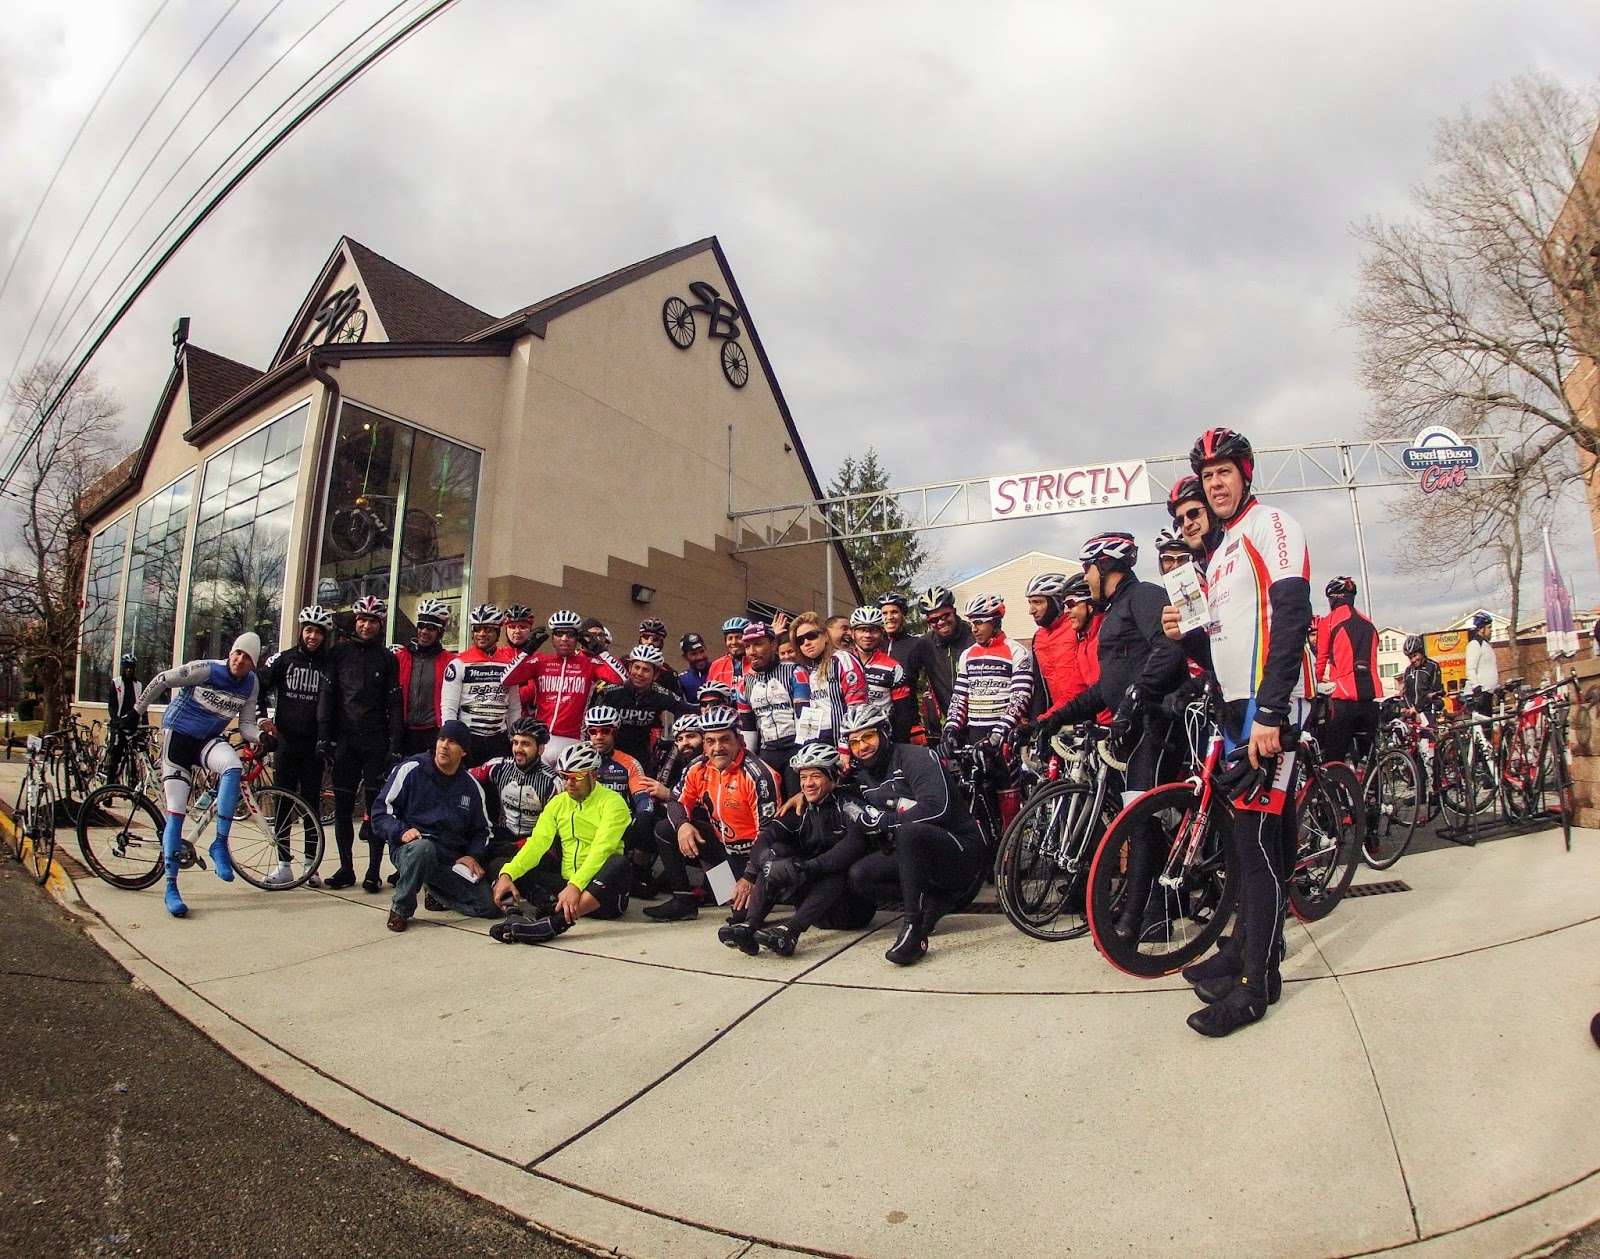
17, 754, 1600, 1258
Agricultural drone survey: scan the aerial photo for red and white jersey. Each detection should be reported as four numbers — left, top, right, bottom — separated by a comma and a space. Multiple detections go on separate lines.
851, 648, 910, 713
947, 635, 1033, 734
507, 650, 626, 739
441, 647, 525, 737
1203, 497, 1314, 705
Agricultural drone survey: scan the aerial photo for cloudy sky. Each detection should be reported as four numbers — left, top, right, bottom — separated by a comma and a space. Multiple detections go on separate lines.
3, 0, 1598, 631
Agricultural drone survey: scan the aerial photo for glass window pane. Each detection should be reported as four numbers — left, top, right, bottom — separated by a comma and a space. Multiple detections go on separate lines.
314, 404, 406, 627
394, 431, 480, 650
120, 475, 195, 675
77, 515, 129, 702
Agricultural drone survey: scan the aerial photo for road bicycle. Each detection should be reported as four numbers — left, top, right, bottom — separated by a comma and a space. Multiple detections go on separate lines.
1287, 726, 1363, 921
1355, 710, 1426, 871
1434, 677, 1575, 840
943, 740, 1017, 910
12, 733, 57, 884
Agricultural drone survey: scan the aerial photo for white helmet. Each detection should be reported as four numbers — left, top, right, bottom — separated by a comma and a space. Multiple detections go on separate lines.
415, 597, 449, 628
839, 703, 892, 738
963, 593, 1005, 621
299, 604, 335, 630
790, 741, 843, 776
1025, 573, 1071, 598
699, 705, 741, 732
585, 704, 621, 729
629, 643, 666, 668
849, 606, 885, 628
469, 603, 504, 627
556, 743, 602, 775
548, 609, 582, 631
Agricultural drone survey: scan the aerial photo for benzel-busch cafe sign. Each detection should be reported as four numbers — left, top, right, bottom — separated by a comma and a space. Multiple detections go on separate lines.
1402, 425, 1480, 494
989, 460, 1151, 520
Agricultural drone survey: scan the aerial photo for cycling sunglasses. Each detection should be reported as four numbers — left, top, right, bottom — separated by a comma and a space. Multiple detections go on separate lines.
795, 629, 823, 644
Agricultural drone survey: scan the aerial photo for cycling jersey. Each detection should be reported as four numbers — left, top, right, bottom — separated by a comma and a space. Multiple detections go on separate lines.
600, 682, 685, 762
499, 784, 630, 893
1200, 496, 1313, 723
677, 748, 780, 853
509, 650, 626, 739
257, 644, 329, 738
441, 647, 526, 737
1465, 635, 1498, 694
919, 621, 976, 718
470, 756, 559, 837
594, 747, 653, 811
109, 676, 143, 726
1401, 658, 1444, 712
138, 660, 261, 742
796, 651, 867, 747
945, 636, 1032, 737
1056, 578, 1186, 725
1316, 604, 1378, 702
737, 661, 811, 751
1029, 616, 1085, 719
318, 635, 402, 747
706, 654, 746, 688
1074, 614, 1114, 725
852, 648, 913, 740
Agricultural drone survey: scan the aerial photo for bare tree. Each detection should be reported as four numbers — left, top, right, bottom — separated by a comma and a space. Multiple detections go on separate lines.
0, 362, 122, 730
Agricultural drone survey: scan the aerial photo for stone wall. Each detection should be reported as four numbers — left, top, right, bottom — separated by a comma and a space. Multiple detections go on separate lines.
1564, 657, 1600, 827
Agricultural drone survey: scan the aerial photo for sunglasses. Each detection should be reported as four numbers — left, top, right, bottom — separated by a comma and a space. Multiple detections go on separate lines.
1176, 507, 1206, 524
551, 629, 578, 637
558, 770, 589, 782
795, 629, 822, 644
846, 731, 879, 747
926, 611, 955, 624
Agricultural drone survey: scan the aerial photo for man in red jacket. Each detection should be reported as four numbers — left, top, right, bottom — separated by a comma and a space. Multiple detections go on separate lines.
1025, 572, 1085, 725
1315, 576, 1378, 762
393, 598, 457, 755
507, 608, 626, 766
1064, 573, 1112, 726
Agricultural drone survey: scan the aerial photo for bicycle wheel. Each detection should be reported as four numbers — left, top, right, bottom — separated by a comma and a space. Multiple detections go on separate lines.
1361, 748, 1420, 871
227, 786, 324, 890
1537, 723, 1574, 848
26, 781, 56, 884
8, 775, 29, 861
997, 781, 1096, 941
76, 784, 165, 890
1499, 722, 1541, 822
1087, 782, 1237, 978
1288, 767, 1360, 922
1436, 727, 1495, 822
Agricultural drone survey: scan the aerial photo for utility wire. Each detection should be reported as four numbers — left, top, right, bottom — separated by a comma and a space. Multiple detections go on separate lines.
0, 0, 464, 499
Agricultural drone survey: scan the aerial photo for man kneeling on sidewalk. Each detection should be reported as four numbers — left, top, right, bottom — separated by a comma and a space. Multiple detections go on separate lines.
374, 720, 502, 932
488, 742, 634, 944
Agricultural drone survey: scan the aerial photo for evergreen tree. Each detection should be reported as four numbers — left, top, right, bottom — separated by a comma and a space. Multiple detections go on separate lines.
825, 448, 930, 602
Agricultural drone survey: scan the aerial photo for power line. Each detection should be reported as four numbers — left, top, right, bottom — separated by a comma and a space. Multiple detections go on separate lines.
0, 0, 465, 500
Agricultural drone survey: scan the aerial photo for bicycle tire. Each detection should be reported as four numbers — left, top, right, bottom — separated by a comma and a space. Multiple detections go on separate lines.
1361, 748, 1420, 871
1499, 720, 1542, 822
1288, 766, 1360, 922
996, 781, 1096, 941
76, 784, 166, 890
228, 786, 325, 890
1436, 727, 1495, 822
1087, 782, 1237, 978
26, 780, 56, 884
1538, 722, 1573, 849
8, 774, 29, 861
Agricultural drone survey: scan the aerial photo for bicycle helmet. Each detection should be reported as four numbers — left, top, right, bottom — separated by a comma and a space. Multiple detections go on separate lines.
1167, 475, 1206, 516
698, 680, 738, 706
503, 603, 534, 624
1025, 572, 1071, 598
673, 713, 702, 733
1471, 612, 1493, 631
548, 609, 582, 631
298, 604, 335, 630
414, 597, 449, 628
699, 705, 741, 733
1324, 576, 1357, 602
839, 703, 893, 739
628, 643, 666, 668
1062, 573, 1092, 603
351, 595, 386, 618
638, 617, 667, 637
469, 603, 504, 627
556, 743, 602, 775
918, 585, 955, 614
511, 717, 550, 743
120, 652, 137, 666
1079, 531, 1138, 571
849, 606, 885, 628
1154, 529, 1189, 556
1403, 635, 1426, 657
790, 741, 843, 776
585, 704, 620, 729
963, 593, 1006, 621
876, 591, 909, 612
720, 616, 750, 634
1188, 426, 1255, 485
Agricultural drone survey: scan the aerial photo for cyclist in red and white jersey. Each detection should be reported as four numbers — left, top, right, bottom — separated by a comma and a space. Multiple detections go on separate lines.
1315, 576, 1379, 761
941, 594, 1032, 751
706, 616, 750, 689
506, 608, 626, 765
441, 604, 527, 768
846, 606, 914, 742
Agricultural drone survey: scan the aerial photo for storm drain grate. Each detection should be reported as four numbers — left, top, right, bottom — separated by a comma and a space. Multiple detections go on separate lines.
1345, 880, 1411, 898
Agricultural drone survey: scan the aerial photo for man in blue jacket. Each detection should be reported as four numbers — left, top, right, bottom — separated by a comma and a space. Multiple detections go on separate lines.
373, 719, 501, 933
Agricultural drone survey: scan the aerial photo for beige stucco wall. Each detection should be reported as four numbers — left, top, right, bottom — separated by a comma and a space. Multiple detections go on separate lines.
953, 550, 1077, 644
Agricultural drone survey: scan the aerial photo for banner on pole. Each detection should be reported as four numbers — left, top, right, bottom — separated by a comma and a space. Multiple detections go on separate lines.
989, 460, 1150, 520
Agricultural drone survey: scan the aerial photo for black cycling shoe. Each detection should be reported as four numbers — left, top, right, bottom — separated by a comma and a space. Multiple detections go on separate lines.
325, 868, 356, 890
1187, 979, 1269, 1038
490, 914, 567, 945
1180, 936, 1238, 986
1195, 968, 1282, 1005
718, 922, 759, 955
923, 893, 958, 936
756, 924, 798, 957
361, 874, 382, 894
885, 919, 929, 966
643, 893, 698, 922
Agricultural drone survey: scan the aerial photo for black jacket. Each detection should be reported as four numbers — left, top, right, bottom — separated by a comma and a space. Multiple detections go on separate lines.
850, 742, 983, 847
599, 682, 689, 762
917, 621, 976, 720
258, 644, 330, 738
318, 635, 402, 751
1056, 577, 1186, 724
1401, 658, 1444, 713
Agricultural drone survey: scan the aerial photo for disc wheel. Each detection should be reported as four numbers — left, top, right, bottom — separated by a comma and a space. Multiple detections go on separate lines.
1087, 782, 1237, 978
76, 784, 165, 890
997, 781, 1102, 941
1361, 748, 1421, 871
662, 297, 695, 348
226, 786, 325, 890
26, 782, 56, 884
1288, 766, 1361, 922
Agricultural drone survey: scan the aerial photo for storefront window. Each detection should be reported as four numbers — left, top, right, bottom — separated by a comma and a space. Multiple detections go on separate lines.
120, 473, 195, 675
77, 514, 129, 703
184, 405, 308, 661
316, 404, 479, 648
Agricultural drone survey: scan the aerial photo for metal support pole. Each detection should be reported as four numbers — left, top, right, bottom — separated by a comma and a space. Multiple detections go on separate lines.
825, 535, 834, 616
726, 425, 734, 518
1340, 444, 1374, 619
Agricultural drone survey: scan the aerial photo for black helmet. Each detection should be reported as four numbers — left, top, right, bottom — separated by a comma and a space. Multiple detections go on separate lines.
511, 717, 550, 743
1167, 475, 1205, 517
1188, 427, 1255, 486
1403, 635, 1425, 657
876, 591, 909, 612
1325, 576, 1357, 602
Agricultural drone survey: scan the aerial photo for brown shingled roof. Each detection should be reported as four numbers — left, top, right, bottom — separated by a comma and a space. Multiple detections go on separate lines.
346, 240, 494, 343
183, 345, 263, 423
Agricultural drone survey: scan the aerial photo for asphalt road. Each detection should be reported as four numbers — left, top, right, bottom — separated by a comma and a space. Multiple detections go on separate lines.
0, 860, 586, 1259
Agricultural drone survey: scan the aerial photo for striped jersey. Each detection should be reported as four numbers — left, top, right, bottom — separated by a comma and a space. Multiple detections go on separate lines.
947, 637, 1033, 735
1203, 497, 1314, 705
737, 661, 811, 749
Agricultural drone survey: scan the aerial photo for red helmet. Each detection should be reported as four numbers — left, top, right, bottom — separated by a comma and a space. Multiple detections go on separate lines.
1167, 475, 1205, 517
1188, 427, 1254, 485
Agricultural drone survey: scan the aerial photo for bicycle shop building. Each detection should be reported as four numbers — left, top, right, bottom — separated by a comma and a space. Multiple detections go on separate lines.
74, 235, 855, 707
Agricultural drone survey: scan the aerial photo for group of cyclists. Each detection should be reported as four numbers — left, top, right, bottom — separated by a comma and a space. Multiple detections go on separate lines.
106, 420, 1468, 1040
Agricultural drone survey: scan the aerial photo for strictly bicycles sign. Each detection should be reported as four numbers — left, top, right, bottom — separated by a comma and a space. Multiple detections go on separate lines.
989, 459, 1150, 520
1402, 426, 1480, 494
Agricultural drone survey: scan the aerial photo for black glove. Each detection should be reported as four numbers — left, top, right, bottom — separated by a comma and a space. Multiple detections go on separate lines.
525, 627, 550, 654
761, 856, 804, 898
256, 731, 279, 755
939, 729, 961, 758
1216, 747, 1271, 805
1108, 703, 1138, 758
578, 631, 604, 657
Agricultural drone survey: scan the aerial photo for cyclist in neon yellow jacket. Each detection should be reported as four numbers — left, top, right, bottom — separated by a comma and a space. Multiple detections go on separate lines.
488, 742, 633, 944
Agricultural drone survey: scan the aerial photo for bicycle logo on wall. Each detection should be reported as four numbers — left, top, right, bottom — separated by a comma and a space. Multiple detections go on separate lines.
661, 281, 750, 389
298, 284, 367, 351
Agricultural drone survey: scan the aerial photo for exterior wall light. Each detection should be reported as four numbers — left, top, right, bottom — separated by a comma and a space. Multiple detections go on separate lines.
632, 583, 656, 605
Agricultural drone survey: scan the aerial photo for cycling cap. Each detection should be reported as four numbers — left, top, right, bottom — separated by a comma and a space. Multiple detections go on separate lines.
548, 609, 582, 630
351, 595, 387, 618
503, 604, 534, 624
721, 616, 750, 634
1062, 573, 1092, 603
963, 593, 1005, 621
839, 703, 892, 738
556, 743, 602, 775
629, 643, 666, 668
849, 606, 885, 628
699, 705, 741, 732
1024, 572, 1071, 598
741, 621, 774, 642
120, 652, 138, 666
511, 717, 550, 743
918, 585, 955, 614
698, 680, 738, 705
1188, 427, 1255, 484
1403, 635, 1426, 656
585, 704, 620, 729
1325, 576, 1357, 601
680, 631, 705, 652
1471, 612, 1493, 629
1154, 529, 1189, 556
673, 713, 702, 733
469, 603, 504, 627
791, 741, 843, 776
414, 597, 449, 628
638, 617, 667, 637
876, 591, 910, 612
1079, 532, 1138, 570
1167, 475, 1206, 515
299, 604, 335, 629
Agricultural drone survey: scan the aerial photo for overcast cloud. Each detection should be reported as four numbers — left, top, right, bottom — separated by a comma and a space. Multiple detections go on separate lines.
2, 0, 1598, 632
